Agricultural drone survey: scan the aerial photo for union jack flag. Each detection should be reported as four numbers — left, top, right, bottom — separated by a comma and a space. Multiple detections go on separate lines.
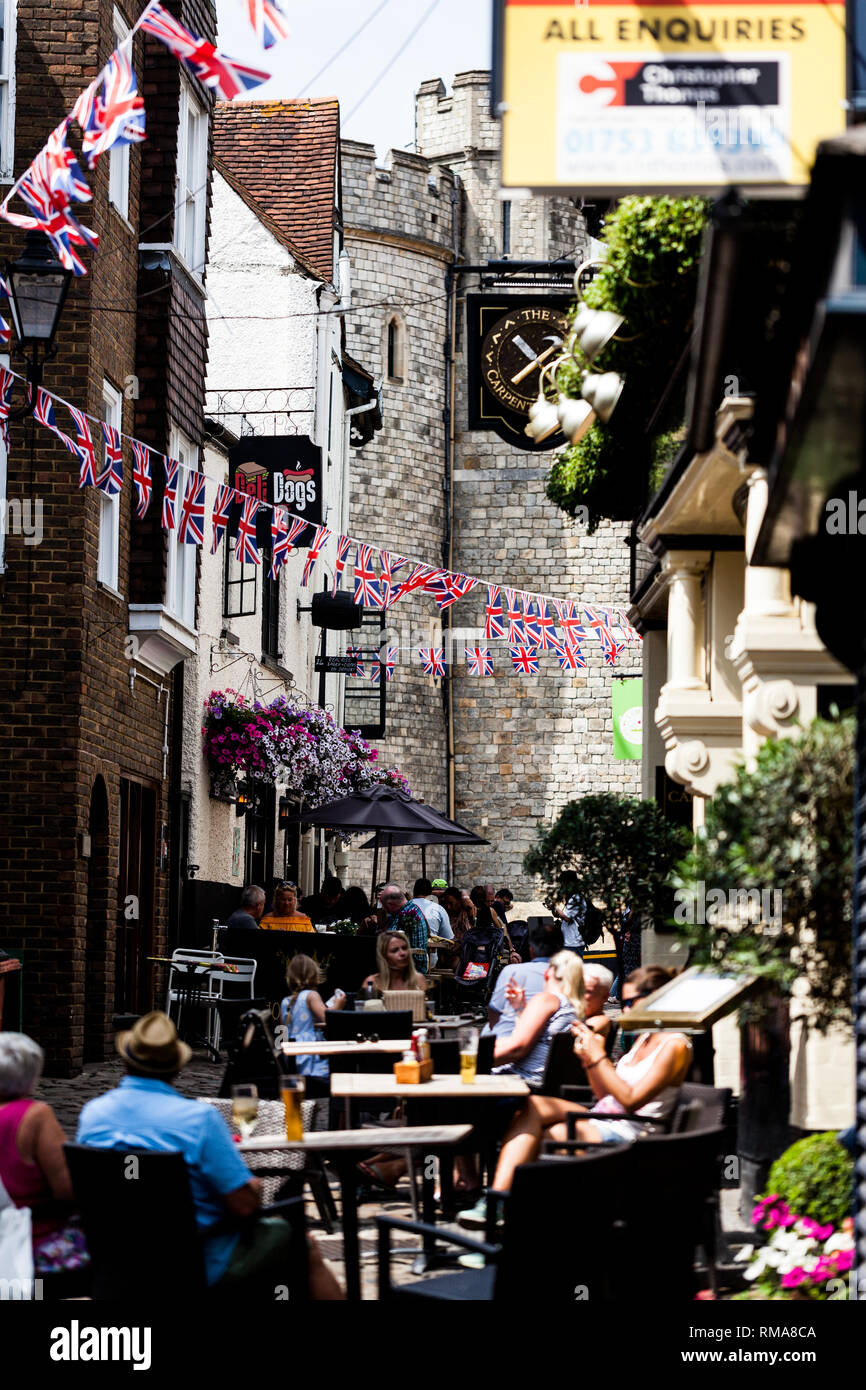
241, 0, 291, 48
380, 551, 408, 608
353, 544, 383, 609
0, 367, 14, 445
31, 387, 68, 448
553, 638, 586, 671
535, 596, 561, 651
131, 442, 152, 517
0, 273, 8, 347
140, 2, 271, 101
347, 644, 365, 678
271, 512, 307, 577
162, 456, 179, 530
615, 607, 642, 643
485, 585, 505, 641
584, 604, 624, 666
371, 646, 397, 684
391, 562, 445, 607
301, 524, 331, 586
419, 647, 446, 678
178, 470, 206, 544
465, 646, 494, 677
553, 599, 586, 649
97, 423, 123, 496
424, 571, 478, 611
211, 483, 235, 554
510, 644, 539, 675
503, 588, 524, 645
522, 594, 542, 648
1, 121, 99, 275
75, 49, 146, 169
332, 535, 353, 594
68, 407, 97, 488
235, 495, 261, 566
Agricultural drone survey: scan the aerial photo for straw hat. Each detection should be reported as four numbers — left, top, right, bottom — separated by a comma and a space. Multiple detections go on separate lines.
115, 1011, 192, 1075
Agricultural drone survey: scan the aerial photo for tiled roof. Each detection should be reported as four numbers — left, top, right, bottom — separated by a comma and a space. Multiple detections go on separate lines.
213, 99, 340, 283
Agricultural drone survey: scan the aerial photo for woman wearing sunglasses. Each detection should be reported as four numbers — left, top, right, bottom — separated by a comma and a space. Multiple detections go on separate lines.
468, 966, 692, 1214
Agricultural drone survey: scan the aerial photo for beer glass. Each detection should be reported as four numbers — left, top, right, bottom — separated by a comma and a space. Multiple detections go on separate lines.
230, 1084, 259, 1141
280, 1076, 306, 1141
458, 1026, 479, 1085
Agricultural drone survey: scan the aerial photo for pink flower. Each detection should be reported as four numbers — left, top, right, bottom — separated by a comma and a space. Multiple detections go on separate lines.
833, 1249, 855, 1273
780, 1268, 807, 1289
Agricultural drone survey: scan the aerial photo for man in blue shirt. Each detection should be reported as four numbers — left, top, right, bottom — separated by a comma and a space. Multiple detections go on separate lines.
76, 1012, 341, 1297
484, 920, 564, 1039
380, 883, 429, 973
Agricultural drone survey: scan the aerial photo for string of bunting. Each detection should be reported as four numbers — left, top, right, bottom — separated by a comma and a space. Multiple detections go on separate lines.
0, 0, 292, 275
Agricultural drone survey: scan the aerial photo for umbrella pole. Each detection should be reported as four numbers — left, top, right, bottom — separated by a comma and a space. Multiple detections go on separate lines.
372, 841, 379, 903
421, 844, 427, 880
385, 833, 393, 883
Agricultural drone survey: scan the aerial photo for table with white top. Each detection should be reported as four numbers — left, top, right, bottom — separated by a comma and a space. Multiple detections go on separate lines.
280, 1039, 411, 1058
240, 1124, 472, 1301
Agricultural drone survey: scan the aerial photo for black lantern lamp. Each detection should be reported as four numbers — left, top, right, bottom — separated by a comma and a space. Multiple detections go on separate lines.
236, 785, 252, 818
5, 231, 72, 403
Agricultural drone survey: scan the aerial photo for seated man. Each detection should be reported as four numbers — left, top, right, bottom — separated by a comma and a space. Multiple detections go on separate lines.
76, 1013, 341, 1298
301, 875, 344, 926
485, 920, 564, 1039
379, 883, 429, 974
260, 882, 314, 932
225, 884, 265, 931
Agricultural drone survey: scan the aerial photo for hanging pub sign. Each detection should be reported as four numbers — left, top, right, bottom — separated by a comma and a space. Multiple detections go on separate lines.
466, 293, 572, 447
229, 436, 323, 548
493, 0, 847, 196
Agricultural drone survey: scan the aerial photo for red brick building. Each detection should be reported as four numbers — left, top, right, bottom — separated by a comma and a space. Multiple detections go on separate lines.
0, 1, 217, 1073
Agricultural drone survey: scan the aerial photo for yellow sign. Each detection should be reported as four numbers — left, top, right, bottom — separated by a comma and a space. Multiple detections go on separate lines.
499, 0, 847, 193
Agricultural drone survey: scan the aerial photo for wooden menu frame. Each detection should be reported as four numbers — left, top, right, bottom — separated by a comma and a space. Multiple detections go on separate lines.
618, 966, 759, 1033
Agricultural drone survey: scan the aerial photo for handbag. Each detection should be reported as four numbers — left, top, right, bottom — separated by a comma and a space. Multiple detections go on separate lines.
0, 1169, 34, 1284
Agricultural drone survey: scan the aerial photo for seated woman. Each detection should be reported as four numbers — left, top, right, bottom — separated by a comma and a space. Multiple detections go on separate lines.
0, 1033, 89, 1276
462, 967, 692, 1223
360, 930, 428, 996
280, 955, 344, 1098
341, 885, 371, 927
260, 882, 314, 932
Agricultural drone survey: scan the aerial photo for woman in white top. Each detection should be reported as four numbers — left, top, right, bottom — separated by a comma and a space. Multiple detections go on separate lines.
482, 967, 692, 1201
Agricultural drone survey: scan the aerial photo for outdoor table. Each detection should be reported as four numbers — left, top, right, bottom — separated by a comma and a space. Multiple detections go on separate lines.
280, 1039, 411, 1058
426, 1014, 478, 1037
240, 1124, 472, 1301
148, 957, 238, 1061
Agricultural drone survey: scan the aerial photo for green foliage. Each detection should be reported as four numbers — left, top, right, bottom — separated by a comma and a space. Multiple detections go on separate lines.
767, 1134, 854, 1229
674, 717, 854, 1031
523, 792, 691, 933
547, 196, 708, 525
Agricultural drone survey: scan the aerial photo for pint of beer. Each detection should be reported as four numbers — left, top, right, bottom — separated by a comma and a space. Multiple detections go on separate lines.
280, 1076, 306, 1141
458, 1026, 479, 1085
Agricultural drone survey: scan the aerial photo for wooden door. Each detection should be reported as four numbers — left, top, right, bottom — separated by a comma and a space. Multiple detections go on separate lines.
116, 778, 157, 1014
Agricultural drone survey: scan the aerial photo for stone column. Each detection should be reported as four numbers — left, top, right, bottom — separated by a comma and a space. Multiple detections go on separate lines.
660, 551, 710, 693
743, 470, 795, 618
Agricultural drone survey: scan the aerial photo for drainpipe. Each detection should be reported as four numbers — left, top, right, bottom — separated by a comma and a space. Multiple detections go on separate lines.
443, 178, 461, 880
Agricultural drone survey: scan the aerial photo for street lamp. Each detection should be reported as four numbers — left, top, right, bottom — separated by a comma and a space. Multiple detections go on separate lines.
4, 231, 72, 401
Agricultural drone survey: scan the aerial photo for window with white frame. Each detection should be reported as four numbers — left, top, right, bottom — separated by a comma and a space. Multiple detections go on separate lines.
108, 8, 131, 218
174, 81, 208, 276
0, 1, 17, 183
165, 425, 197, 629
98, 381, 122, 591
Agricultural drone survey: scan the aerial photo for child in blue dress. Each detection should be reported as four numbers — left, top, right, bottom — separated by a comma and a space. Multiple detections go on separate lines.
280, 955, 343, 1094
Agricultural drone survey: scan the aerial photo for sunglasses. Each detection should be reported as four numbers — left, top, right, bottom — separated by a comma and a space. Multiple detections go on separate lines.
620, 991, 652, 1010
279, 883, 298, 891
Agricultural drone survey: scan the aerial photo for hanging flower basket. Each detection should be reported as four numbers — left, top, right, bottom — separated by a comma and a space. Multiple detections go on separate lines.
202, 689, 410, 810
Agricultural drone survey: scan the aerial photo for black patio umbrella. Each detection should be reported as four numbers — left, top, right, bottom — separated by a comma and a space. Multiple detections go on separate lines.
356, 824, 489, 881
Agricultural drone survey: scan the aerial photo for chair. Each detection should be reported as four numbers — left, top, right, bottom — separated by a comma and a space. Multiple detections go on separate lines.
669, 1083, 733, 1134
382, 989, 427, 1022
165, 950, 224, 1059
378, 1147, 633, 1301
534, 1029, 588, 1096
324, 1009, 414, 1041
165, 949, 224, 1024
201, 1098, 337, 1232
210, 957, 258, 1052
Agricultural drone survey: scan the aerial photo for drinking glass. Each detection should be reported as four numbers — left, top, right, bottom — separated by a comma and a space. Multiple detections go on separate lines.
230, 1084, 259, 1141
458, 1026, 479, 1085
280, 1076, 306, 1141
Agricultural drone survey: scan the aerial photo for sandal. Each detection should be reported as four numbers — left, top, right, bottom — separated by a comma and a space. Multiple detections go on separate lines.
357, 1160, 400, 1191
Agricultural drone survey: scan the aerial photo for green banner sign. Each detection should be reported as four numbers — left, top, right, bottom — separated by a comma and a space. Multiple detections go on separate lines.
612, 678, 643, 760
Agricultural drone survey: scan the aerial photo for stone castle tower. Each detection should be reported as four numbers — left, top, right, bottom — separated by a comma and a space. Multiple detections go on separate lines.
343, 72, 640, 896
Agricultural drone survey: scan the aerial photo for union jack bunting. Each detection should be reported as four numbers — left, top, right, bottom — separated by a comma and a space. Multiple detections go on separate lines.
0, 367, 14, 445
583, 604, 624, 666
301, 524, 331, 586
353, 544, 383, 609
424, 571, 478, 611
521, 594, 542, 648
485, 585, 505, 641
178, 470, 206, 544
75, 49, 146, 169
347, 644, 364, 678
553, 638, 586, 671
1, 121, 99, 275
0, 273, 8, 346
162, 456, 179, 530
503, 588, 524, 645
131, 442, 152, 518
379, 551, 408, 608
510, 644, 539, 675
535, 596, 561, 651
465, 646, 494, 677
553, 599, 586, 649
140, 2, 271, 102
31, 387, 67, 447
97, 423, 123, 496
615, 607, 642, 643
211, 483, 234, 554
332, 535, 353, 594
419, 647, 446, 678
270, 507, 290, 578
391, 563, 445, 607
68, 407, 98, 488
371, 647, 397, 684
242, 0, 291, 48
235, 495, 261, 566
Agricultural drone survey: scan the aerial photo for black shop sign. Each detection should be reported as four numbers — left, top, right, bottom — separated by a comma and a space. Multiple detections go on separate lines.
229, 436, 323, 548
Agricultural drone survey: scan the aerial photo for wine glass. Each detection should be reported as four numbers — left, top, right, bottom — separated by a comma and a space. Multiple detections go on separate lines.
231, 1083, 259, 1142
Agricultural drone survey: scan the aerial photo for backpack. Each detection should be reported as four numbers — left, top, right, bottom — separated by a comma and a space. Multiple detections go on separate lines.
581, 903, 605, 948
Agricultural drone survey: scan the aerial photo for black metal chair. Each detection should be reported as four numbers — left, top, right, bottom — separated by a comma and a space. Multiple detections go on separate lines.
324, 1009, 414, 1040
378, 1147, 633, 1301
534, 1029, 589, 1095
64, 1144, 309, 1301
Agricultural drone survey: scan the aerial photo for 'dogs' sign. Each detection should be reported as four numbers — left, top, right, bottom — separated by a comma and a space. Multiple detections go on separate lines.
496, 0, 846, 195
229, 436, 323, 547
